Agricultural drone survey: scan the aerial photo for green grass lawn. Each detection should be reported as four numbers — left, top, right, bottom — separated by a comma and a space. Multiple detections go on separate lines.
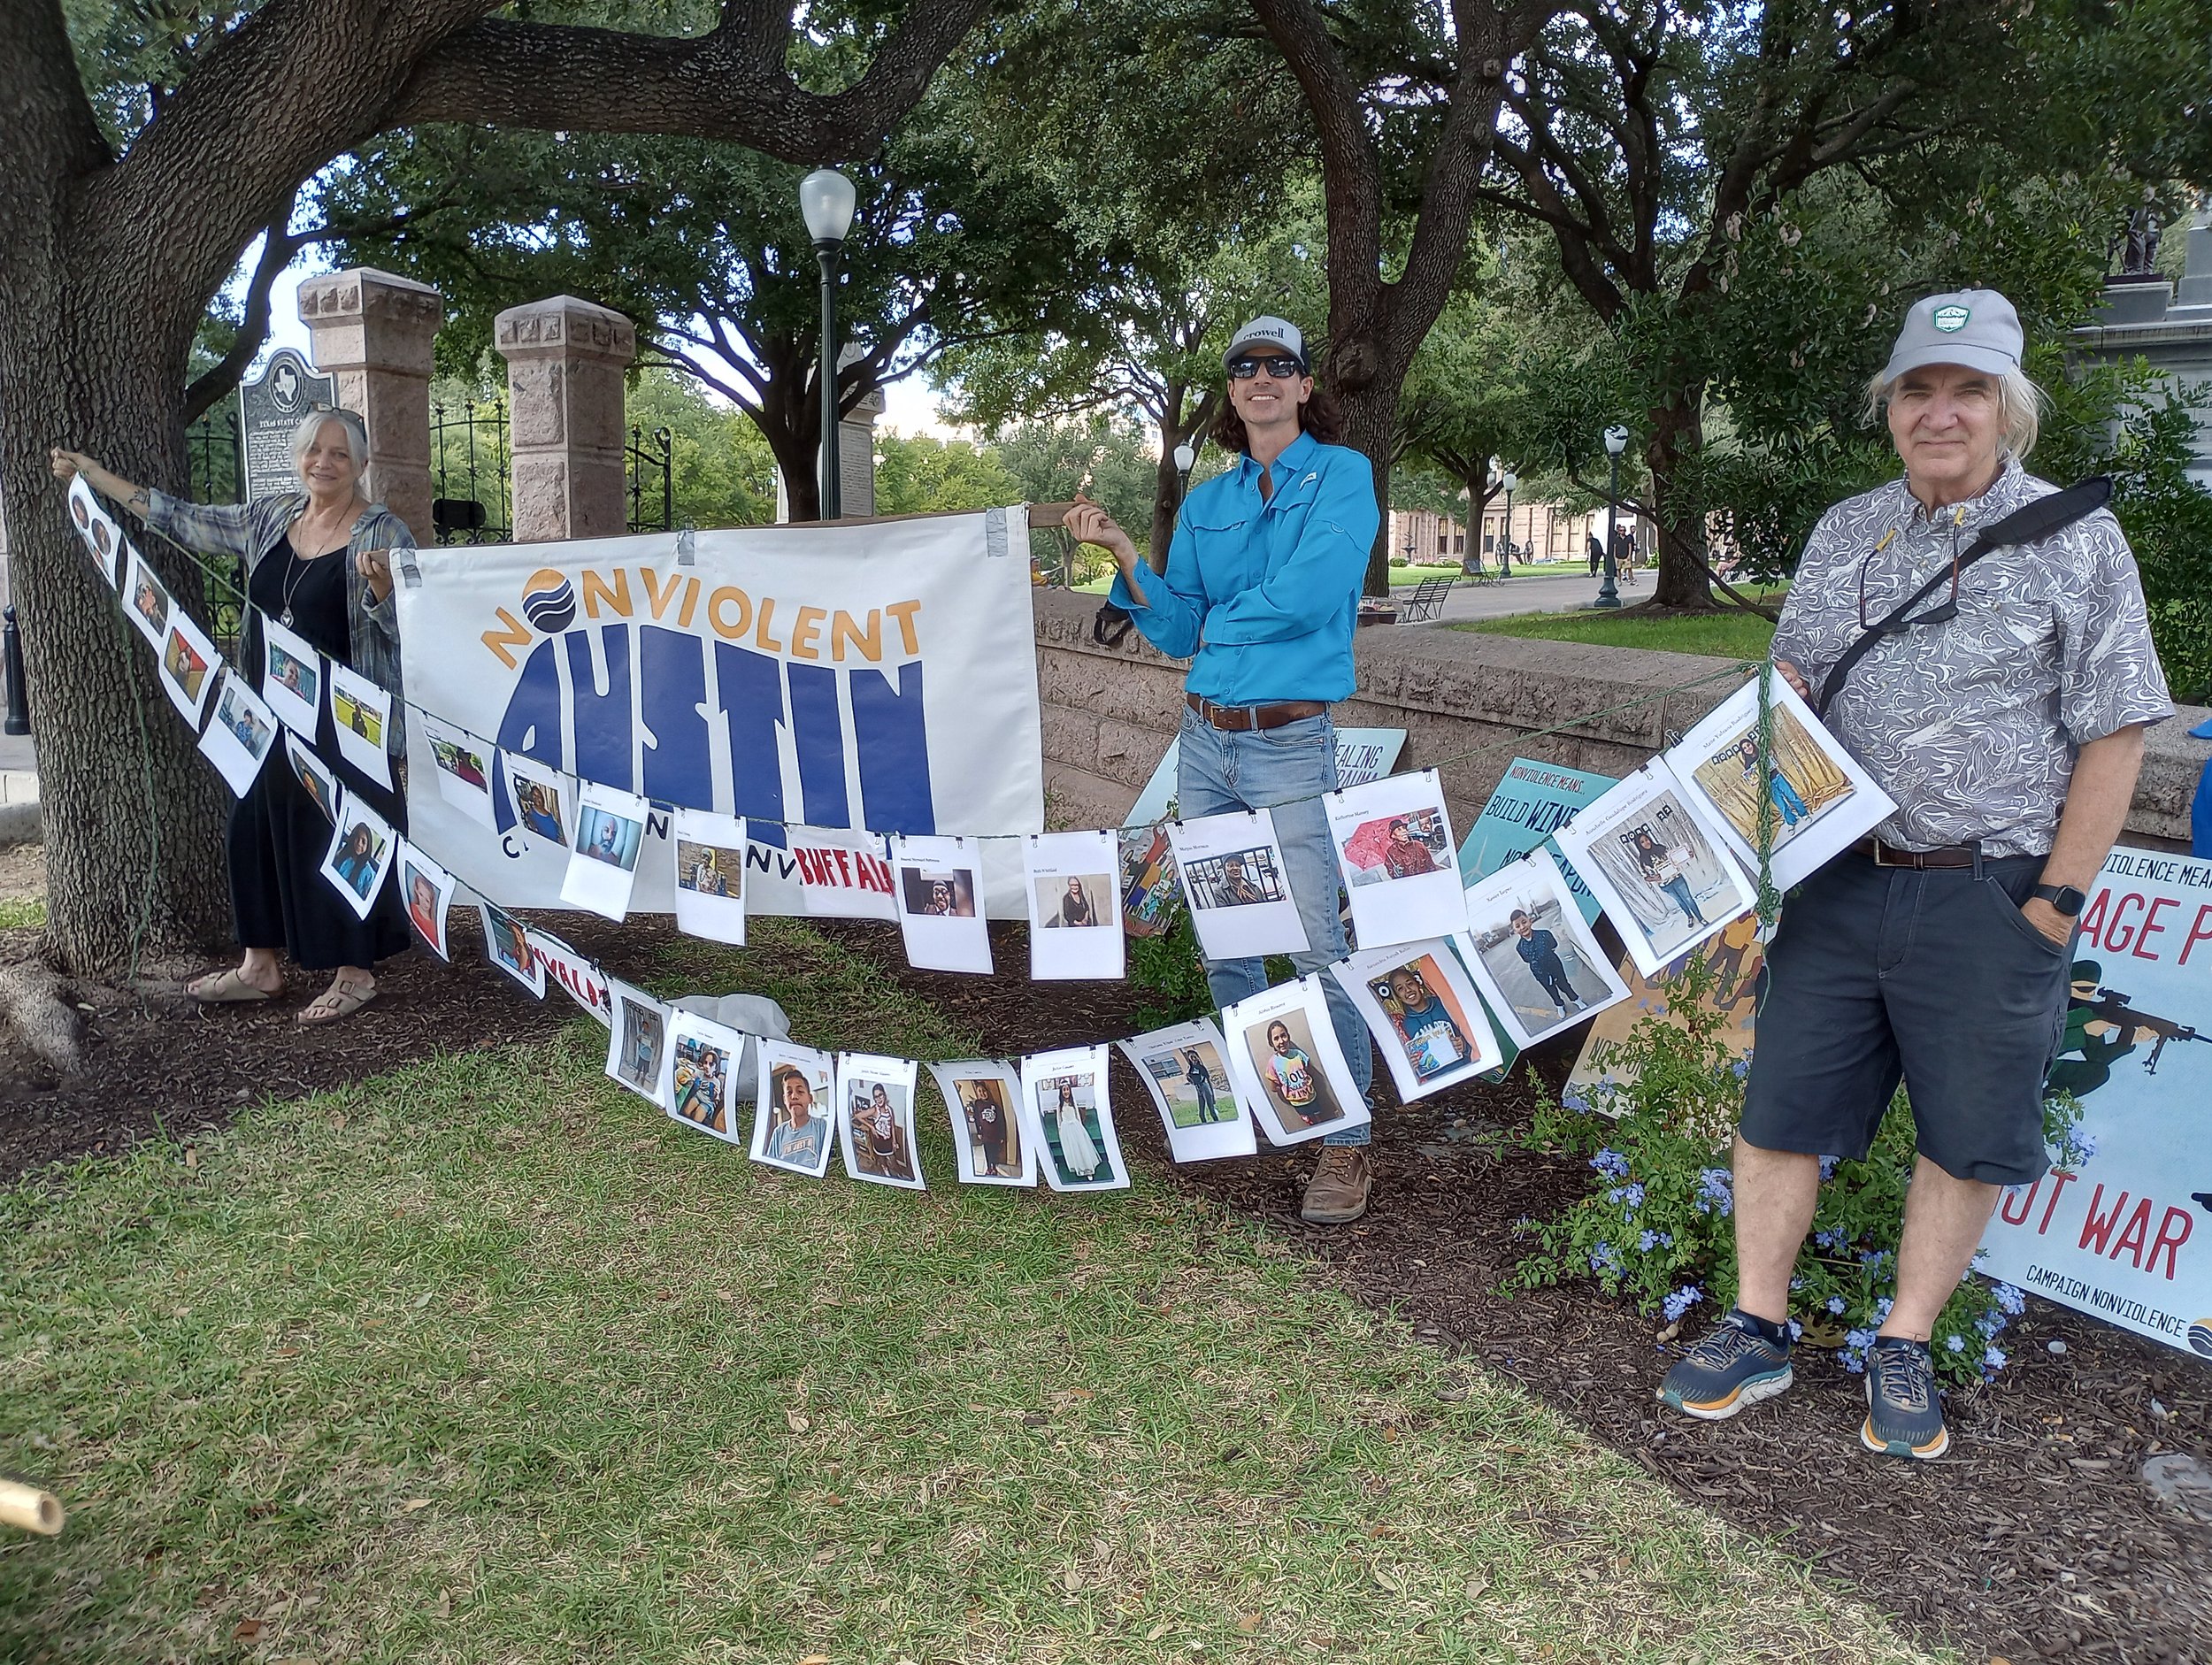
1462, 605, 1779, 660
1, 920, 1939, 1662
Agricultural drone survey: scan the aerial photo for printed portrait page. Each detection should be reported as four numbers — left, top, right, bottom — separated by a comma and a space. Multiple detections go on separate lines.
1325, 769, 1470, 948
326, 662, 394, 790
479, 902, 546, 998
750, 1040, 840, 1178
1166, 809, 1311, 961
1018, 1044, 1130, 1193
67, 474, 121, 587
418, 712, 499, 830
1218, 977, 1373, 1147
890, 832, 994, 974
603, 978, 672, 1109
503, 753, 575, 852
561, 781, 652, 921
198, 671, 280, 797
1554, 763, 1755, 979
156, 612, 221, 729
121, 546, 175, 651
659, 1010, 749, 1146
836, 1052, 927, 1190
317, 795, 396, 921
259, 613, 324, 739
925, 1060, 1036, 1187
1329, 940, 1501, 1102
395, 839, 460, 962
1458, 850, 1632, 1048
1115, 1017, 1256, 1163
671, 807, 749, 945
1024, 830, 1125, 981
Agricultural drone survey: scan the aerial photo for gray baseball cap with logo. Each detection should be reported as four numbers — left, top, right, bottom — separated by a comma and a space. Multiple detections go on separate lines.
1880, 288, 2024, 383
1223, 315, 1308, 371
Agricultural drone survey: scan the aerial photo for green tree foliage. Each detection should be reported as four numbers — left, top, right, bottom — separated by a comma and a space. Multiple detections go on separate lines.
621, 369, 781, 529
872, 434, 1023, 518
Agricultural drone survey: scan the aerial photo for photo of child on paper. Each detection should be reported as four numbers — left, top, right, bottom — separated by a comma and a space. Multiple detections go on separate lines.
512, 775, 565, 842
218, 684, 271, 755
1182, 847, 1286, 909
848, 1080, 918, 1182
676, 838, 742, 899
161, 629, 210, 702
953, 1077, 1022, 1178
1035, 1072, 1114, 1186
1471, 886, 1602, 1028
482, 903, 539, 992
130, 570, 170, 639
759, 1061, 833, 1174
576, 805, 644, 870
1139, 1040, 1233, 1127
287, 740, 338, 822
1036, 872, 1110, 928
1600, 803, 1732, 943
268, 641, 317, 703
1241, 1010, 1347, 1132
1338, 808, 1449, 887
333, 686, 383, 748
1366, 956, 1478, 1083
403, 864, 442, 947
608, 990, 665, 1098
430, 736, 487, 786
670, 1034, 732, 1135
329, 817, 386, 901
1689, 708, 1854, 854
899, 867, 976, 917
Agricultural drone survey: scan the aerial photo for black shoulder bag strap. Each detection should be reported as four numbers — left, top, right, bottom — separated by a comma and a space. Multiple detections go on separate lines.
1811, 475, 2112, 720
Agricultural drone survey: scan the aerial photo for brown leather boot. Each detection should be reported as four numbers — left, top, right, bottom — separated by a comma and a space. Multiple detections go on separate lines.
1300, 1146, 1372, 1224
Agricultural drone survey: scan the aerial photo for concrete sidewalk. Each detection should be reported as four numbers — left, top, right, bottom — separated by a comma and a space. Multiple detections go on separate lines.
1400, 565, 1652, 627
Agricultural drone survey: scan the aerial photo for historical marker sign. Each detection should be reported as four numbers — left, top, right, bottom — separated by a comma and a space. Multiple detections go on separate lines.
238, 347, 336, 502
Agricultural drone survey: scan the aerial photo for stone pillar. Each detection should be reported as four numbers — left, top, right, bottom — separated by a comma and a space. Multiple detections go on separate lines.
296, 268, 442, 543
493, 295, 636, 542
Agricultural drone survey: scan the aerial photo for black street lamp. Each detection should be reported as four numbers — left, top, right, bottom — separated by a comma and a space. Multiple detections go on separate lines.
799, 166, 857, 520
1173, 440, 1196, 508
1592, 425, 1629, 610
1499, 468, 1517, 578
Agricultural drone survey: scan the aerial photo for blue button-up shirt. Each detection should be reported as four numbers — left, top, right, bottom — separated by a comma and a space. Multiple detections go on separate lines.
1109, 429, 1379, 705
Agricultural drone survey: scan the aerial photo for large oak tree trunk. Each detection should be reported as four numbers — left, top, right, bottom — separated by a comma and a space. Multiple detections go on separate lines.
1645, 383, 1715, 610
1333, 368, 1400, 597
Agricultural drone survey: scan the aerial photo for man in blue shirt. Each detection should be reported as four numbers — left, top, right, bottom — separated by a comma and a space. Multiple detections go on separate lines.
1067, 315, 1383, 1223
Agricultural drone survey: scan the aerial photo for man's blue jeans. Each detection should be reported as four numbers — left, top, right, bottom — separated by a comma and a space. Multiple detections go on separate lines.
1175, 707, 1374, 1144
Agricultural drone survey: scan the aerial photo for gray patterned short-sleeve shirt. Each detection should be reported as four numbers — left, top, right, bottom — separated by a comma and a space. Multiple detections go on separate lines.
1771, 458, 2172, 856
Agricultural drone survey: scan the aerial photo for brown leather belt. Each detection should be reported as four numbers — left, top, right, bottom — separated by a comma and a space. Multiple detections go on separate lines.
1853, 836, 1979, 870
1186, 694, 1328, 732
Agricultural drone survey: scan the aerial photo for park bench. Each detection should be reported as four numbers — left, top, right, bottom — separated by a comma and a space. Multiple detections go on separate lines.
1396, 573, 1456, 622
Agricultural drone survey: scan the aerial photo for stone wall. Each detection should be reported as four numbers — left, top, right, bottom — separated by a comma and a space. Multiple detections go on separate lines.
1031, 588, 2212, 848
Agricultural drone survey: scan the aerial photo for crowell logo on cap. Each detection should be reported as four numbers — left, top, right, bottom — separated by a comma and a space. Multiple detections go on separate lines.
1932, 304, 1971, 333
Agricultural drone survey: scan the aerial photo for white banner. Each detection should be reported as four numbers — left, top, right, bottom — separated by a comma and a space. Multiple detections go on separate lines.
396, 511, 1043, 917
1978, 848, 2212, 1359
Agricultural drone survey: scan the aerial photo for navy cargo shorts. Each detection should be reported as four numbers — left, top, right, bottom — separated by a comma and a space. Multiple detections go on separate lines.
1741, 850, 2072, 1187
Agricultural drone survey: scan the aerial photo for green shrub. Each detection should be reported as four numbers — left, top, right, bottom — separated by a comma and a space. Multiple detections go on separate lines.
1511, 953, 2084, 1385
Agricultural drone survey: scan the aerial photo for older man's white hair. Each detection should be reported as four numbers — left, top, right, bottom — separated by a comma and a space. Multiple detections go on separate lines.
288, 407, 373, 495
1863, 364, 2045, 460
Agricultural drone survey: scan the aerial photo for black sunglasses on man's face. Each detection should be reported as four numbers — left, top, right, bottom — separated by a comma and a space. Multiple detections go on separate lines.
1228, 356, 1303, 380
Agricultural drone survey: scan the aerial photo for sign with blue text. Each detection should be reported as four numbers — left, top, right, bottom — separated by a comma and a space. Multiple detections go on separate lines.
1124, 728, 1406, 828
1978, 848, 2212, 1360
1457, 756, 1619, 925
397, 510, 1043, 917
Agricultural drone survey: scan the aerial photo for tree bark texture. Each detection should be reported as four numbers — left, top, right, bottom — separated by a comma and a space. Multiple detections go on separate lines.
0, 0, 984, 970
1642, 383, 1710, 610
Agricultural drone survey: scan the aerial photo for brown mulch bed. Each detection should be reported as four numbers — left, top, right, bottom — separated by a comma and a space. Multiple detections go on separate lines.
4, 911, 2207, 1662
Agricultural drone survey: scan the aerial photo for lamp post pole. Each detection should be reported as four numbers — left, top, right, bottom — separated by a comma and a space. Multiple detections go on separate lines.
799, 167, 858, 521
1499, 470, 1517, 578
1173, 441, 1195, 508
1592, 425, 1628, 610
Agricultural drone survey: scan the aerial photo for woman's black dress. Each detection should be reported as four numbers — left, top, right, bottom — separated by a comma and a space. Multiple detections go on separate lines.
229, 534, 410, 971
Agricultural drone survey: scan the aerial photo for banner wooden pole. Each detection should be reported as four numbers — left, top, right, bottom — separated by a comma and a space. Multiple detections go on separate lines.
0, 1477, 64, 1536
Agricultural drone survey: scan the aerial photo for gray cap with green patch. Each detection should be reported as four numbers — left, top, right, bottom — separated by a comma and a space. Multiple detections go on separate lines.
1880, 288, 2024, 383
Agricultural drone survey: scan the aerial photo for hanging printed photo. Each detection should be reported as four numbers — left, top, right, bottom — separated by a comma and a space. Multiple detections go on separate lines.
395, 839, 460, 962
751, 1040, 839, 1178
419, 713, 498, 831
1554, 764, 1756, 979
671, 807, 748, 945
1666, 670, 1897, 893
1330, 940, 1501, 1103
561, 781, 650, 920
1118, 823, 1182, 939
480, 902, 545, 998
284, 732, 340, 824
152, 610, 219, 728
659, 1010, 748, 1145
1459, 850, 1632, 1048
783, 824, 899, 921
326, 662, 393, 789
1116, 1017, 1256, 1163
890, 832, 993, 974
837, 1053, 926, 1190
925, 1060, 1035, 1186
1166, 809, 1310, 960
67, 475, 120, 587
260, 614, 324, 740
1024, 829, 1123, 980
319, 794, 396, 920
526, 926, 612, 1025
1325, 770, 1468, 948
197, 671, 279, 796
1018, 1044, 1130, 1193
603, 978, 671, 1109
121, 546, 174, 650
504, 752, 573, 848
1220, 977, 1373, 1147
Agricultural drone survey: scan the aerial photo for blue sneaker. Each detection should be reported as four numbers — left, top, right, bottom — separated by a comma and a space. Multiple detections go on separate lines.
1861, 1337, 1948, 1460
1657, 1308, 1794, 1420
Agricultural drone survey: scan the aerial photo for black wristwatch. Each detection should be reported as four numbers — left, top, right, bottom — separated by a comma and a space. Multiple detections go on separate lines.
2033, 883, 2087, 917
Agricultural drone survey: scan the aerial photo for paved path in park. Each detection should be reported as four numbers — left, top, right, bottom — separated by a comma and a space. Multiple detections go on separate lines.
1409, 565, 1651, 626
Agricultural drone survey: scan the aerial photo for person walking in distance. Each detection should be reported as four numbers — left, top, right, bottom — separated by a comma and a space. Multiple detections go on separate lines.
1067, 314, 1380, 1223
1655, 289, 2171, 1461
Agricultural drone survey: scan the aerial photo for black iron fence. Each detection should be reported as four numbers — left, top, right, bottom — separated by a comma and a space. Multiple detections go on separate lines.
626, 424, 672, 533
432, 396, 511, 544
187, 404, 244, 506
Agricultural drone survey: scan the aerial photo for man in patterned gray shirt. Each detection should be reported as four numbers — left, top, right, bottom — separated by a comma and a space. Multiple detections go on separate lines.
1658, 288, 2173, 1460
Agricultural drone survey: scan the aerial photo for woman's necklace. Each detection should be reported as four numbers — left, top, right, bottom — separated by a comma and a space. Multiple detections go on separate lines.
280, 504, 348, 627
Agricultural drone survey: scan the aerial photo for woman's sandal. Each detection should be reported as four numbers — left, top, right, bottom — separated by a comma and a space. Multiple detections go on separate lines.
297, 978, 377, 1027
188, 967, 275, 1003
